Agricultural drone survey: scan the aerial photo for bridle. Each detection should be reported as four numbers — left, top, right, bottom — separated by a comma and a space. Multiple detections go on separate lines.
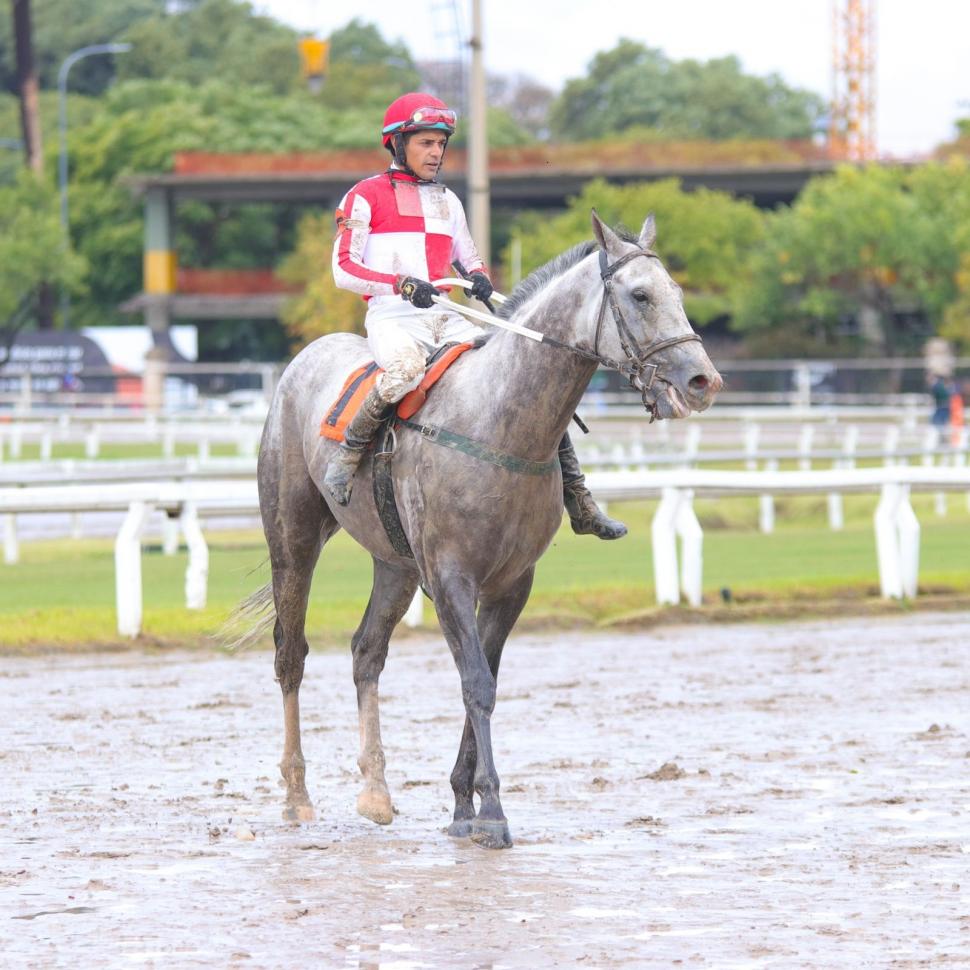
540, 247, 703, 419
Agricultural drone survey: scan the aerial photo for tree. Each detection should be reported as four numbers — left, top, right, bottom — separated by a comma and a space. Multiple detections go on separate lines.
0, 0, 162, 96
548, 39, 824, 142
277, 212, 365, 350
503, 178, 765, 326
0, 171, 85, 340
731, 163, 970, 356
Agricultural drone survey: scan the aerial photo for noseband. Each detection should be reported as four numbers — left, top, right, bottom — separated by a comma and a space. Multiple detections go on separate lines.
541, 247, 703, 419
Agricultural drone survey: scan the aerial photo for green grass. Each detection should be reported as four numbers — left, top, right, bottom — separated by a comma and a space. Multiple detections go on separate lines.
6, 442, 244, 461
1, 493, 968, 650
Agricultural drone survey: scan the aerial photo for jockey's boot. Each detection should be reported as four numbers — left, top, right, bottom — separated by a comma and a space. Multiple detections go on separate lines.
558, 433, 628, 540
323, 387, 392, 506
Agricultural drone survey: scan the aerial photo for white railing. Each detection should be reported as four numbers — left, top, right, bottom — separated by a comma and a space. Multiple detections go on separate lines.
2, 465, 968, 638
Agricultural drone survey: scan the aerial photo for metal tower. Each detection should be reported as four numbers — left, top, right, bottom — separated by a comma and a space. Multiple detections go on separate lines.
829, 0, 877, 160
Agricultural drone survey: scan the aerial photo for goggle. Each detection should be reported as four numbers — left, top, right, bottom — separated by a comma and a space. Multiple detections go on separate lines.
383, 107, 457, 137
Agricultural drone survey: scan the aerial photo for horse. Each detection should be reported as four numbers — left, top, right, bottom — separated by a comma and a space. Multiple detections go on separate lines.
250, 211, 723, 849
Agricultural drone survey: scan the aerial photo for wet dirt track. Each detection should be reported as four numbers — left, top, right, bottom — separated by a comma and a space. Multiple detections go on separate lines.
2, 612, 969, 969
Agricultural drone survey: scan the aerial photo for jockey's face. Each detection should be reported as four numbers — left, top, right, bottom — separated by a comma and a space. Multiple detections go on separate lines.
404, 131, 448, 180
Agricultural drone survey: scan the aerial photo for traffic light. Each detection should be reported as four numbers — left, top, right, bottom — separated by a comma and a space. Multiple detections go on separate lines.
298, 37, 329, 93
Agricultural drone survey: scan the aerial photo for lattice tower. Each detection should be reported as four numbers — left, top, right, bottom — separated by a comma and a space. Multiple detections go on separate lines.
830, 0, 877, 160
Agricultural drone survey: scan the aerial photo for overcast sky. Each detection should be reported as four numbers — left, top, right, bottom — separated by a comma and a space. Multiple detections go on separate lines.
255, 0, 969, 158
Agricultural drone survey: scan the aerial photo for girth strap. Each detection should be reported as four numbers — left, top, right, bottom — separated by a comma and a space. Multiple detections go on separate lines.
373, 422, 415, 559
397, 418, 560, 476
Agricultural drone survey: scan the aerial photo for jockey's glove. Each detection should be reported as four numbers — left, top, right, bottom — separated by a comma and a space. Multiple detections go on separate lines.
468, 272, 493, 303
396, 276, 440, 309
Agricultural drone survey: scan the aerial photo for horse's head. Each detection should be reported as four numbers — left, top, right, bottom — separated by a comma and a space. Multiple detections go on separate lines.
590, 210, 723, 420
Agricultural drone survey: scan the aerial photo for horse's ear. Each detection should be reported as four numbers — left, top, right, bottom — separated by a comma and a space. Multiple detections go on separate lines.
591, 208, 622, 256
639, 213, 657, 249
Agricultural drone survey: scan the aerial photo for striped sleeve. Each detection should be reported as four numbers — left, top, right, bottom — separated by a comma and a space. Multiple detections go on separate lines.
331, 189, 400, 297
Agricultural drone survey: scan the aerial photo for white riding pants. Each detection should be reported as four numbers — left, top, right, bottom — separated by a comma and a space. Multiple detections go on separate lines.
364, 298, 482, 403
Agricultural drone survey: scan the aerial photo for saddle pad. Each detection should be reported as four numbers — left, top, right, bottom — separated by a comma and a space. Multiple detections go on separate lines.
319, 341, 476, 442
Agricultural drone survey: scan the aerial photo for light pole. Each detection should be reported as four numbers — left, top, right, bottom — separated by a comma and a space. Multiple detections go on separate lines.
58, 42, 131, 325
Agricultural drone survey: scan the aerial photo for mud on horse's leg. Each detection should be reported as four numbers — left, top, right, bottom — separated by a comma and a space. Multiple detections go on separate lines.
447, 570, 534, 842
434, 573, 514, 849
352, 559, 420, 825
276, 618, 316, 822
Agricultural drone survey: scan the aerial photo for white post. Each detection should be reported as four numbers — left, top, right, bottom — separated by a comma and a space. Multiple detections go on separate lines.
874, 483, 902, 599
882, 424, 899, 467
759, 458, 777, 533
651, 487, 681, 605
3, 514, 18, 565
70, 512, 83, 540
198, 437, 210, 461
743, 423, 760, 470
181, 502, 209, 610
404, 589, 424, 628
897, 486, 920, 599
798, 424, 814, 470
84, 428, 99, 458
674, 491, 703, 607
162, 514, 179, 555
163, 425, 175, 458
115, 501, 152, 637
40, 431, 52, 460
10, 426, 22, 459
684, 424, 702, 466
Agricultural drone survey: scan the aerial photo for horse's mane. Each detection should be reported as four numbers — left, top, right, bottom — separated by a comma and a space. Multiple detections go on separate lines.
497, 225, 638, 321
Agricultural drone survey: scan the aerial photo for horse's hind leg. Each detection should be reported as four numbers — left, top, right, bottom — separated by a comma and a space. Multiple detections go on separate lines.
261, 451, 338, 822
447, 569, 534, 841
352, 557, 419, 825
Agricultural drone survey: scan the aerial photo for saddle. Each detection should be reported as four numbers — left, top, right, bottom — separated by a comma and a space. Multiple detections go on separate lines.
319, 341, 478, 442
319, 340, 483, 561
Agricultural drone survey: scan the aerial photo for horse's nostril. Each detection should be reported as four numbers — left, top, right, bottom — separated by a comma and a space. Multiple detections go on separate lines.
689, 374, 709, 392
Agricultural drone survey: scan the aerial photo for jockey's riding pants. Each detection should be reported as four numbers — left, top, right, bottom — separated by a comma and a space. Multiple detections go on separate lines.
364, 298, 481, 403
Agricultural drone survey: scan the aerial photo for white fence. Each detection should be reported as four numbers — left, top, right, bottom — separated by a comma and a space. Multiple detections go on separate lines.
2, 464, 968, 639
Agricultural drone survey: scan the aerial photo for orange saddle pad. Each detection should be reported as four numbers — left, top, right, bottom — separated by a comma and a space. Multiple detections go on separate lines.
320, 342, 475, 442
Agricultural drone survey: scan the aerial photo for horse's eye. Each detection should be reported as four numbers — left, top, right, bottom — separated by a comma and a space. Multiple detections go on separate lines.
632, 288, 649, 303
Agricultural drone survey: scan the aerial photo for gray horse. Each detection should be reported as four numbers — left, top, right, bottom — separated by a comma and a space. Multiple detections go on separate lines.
253, 212, 722, 848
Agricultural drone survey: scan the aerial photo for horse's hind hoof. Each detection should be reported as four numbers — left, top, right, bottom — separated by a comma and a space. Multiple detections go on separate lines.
446, 818, 473, 839
470, 817, 512, 849
283, 802, 315, 823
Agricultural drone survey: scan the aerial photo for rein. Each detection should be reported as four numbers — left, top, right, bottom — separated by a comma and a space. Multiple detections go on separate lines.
541, 248, 702, 420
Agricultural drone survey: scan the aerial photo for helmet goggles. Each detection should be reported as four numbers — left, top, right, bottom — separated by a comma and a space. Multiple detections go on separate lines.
382, 106, 457, 139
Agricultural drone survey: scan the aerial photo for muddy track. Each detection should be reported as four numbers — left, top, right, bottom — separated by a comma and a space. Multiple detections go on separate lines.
3, 612, 969, 967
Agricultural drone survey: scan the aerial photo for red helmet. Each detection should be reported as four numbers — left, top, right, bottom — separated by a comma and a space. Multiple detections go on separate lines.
381, 92, 457, 149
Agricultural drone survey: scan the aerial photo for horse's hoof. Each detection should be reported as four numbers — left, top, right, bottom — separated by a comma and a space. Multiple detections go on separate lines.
357, 789, 393, 825
470, 817, 512, 849
283, 802, 315, 823
446, 818, 473, 839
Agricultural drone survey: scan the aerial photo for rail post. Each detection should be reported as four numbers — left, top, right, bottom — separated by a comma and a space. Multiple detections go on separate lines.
115, 500, 152, 637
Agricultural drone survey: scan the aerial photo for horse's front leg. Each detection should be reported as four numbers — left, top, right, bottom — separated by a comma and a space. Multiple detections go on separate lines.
447, 570, 534, 839
433, 571, 512, 849
352, 558, 420, 825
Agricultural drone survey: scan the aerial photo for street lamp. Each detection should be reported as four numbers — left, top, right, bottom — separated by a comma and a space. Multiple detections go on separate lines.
58, 42, 131, 325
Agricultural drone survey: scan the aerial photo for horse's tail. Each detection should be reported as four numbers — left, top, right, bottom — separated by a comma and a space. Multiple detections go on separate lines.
217, 582, 276, 652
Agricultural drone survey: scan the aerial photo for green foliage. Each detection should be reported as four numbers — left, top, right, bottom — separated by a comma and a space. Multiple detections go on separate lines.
549, 40, 824, 142
319, 19, 420, 109
0, 172, 86, 324
733, 161, 970, 355
0, 0, 162, 96
116, 0, 300, 94
504, 178, 765, 325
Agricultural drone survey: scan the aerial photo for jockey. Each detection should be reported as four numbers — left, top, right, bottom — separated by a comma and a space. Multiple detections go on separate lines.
324, 91, 626, 540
